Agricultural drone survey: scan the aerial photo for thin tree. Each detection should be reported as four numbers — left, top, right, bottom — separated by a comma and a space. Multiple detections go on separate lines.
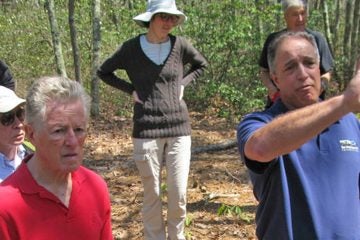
126, 0, 133, 9
91, 0, 101, 117
321, 0, 333, 54
350, 0, 360, 76
343, 0, 354, 88
68, 0, 81, 83
44, 0, 67, 77
332, 0, 341, 51
255, 0, 264, 45
108, 0, 120, 32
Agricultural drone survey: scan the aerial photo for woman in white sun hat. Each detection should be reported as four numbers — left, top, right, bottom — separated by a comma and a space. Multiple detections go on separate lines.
97, 0, 208, 239
0, 86, 27, 182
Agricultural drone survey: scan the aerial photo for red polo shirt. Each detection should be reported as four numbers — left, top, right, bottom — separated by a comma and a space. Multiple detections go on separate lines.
0, 156, 113, 240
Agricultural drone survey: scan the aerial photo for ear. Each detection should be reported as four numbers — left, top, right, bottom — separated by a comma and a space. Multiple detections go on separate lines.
25, 124, 36, 146
270, 72, 279, 88
283, 11, 288, 20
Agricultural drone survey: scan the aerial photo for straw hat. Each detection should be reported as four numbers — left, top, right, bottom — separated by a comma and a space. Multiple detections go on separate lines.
133, 0, 186, 28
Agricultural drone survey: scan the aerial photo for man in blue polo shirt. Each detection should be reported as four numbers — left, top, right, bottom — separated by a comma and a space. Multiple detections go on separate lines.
237, 31, 360, 239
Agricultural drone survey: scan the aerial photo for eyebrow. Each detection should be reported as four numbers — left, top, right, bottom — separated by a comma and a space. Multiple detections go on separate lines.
283, 58, 296, 69
283, 55, 317, 69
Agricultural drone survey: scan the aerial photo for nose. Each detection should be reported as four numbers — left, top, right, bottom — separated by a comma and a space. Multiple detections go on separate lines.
65, 129, 78, 146
297, 64, 309, 80
298, 14, 303, 22
12, 116, 24, 127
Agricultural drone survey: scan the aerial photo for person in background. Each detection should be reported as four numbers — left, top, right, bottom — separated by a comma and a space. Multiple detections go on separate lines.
0, 60, 15, 90
237, 31, 360, 239
0, 86, 26, 182
97, 0, 207, 239
259, 0, 333, 107
0, 76, 113, 240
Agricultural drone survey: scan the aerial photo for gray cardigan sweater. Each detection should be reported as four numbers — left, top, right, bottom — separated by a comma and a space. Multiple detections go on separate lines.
97, 34, 208, 138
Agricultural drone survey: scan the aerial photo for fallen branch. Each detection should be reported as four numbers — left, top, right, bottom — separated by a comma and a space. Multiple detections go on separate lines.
225, 167, 242, 183
191, 139, 237, 155
205, 192, 241, 201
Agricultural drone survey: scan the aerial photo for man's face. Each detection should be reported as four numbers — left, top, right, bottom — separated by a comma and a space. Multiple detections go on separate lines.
0, 106, 25, 153
27, 100, 87, 173
271, 37, 321, 109
284, 6, 307, 31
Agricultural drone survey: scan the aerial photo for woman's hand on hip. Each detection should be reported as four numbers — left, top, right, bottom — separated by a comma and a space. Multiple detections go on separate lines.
132, 91, 144, 104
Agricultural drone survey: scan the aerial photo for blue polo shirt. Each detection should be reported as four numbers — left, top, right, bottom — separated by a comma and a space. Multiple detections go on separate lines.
237, 100, 360, 239
0, 145, 26, 182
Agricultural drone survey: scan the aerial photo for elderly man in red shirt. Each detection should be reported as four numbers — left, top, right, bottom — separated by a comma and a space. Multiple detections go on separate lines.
0, 76, 114, 240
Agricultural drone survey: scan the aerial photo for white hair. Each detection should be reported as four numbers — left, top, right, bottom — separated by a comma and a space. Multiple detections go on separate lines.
282, 0, 307, 12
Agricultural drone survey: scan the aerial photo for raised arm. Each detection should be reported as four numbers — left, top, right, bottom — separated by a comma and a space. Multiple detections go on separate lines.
245, 59, 360, 162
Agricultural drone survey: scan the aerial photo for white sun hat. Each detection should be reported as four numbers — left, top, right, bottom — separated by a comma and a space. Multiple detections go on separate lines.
0, 86, 25, 113
133, 0, 187, 28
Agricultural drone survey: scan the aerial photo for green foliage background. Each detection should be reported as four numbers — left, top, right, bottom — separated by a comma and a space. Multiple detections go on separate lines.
0, 0, 341, 122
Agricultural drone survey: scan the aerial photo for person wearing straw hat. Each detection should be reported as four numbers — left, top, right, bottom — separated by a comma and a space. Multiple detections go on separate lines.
0, 86, 27, 182
97, 0, 208, 239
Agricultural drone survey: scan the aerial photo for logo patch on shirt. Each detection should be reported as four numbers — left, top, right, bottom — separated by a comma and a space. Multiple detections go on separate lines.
339, 139, 359, 152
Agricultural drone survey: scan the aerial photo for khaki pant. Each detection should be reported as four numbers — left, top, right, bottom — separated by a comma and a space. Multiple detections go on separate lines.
133, 136, 191, 240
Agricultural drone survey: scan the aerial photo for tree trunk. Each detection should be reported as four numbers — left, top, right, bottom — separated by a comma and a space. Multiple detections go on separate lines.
126, 0, 133, 9
34, 0, 40, 7
321, 0, 333, 54
343, 0, 353, 86
255, 0, 264, 45
332, 0, 341, 50
44, 0, 67, 77
351, 0, 360, 75
312, 0, 321, 10
91, 0, 101, 117
108, 0, 120, 31
276, 0, 282, 28
68, 0, 81, 83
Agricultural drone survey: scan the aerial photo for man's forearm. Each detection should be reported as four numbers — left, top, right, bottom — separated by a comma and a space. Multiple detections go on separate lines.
245, 96, 348, 162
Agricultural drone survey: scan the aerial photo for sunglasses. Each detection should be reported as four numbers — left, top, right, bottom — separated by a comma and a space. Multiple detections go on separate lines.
0, 106, 25, 126
157, 13, 179, 24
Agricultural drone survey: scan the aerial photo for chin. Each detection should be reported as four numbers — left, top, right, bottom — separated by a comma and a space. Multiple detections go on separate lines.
294, 26, 305, 32
301, 98, 318, 107
62, 157, 82, 170
64, 163, 81, 173
14, 139, 25, 145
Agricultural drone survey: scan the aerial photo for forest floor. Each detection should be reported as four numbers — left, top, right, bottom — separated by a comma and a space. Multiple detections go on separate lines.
83, 111, 257, 240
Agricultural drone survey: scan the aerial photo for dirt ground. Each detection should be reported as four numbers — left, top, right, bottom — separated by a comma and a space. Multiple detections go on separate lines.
83, 112, 257, 240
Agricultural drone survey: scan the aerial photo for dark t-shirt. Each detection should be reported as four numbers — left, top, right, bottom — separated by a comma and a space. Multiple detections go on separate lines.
0, 60, 15, 90
259, 28, 334, 75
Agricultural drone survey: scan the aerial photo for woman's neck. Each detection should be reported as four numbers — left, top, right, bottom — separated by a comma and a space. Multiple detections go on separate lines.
0, 145, 17, 161
146, 32, 169, 44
